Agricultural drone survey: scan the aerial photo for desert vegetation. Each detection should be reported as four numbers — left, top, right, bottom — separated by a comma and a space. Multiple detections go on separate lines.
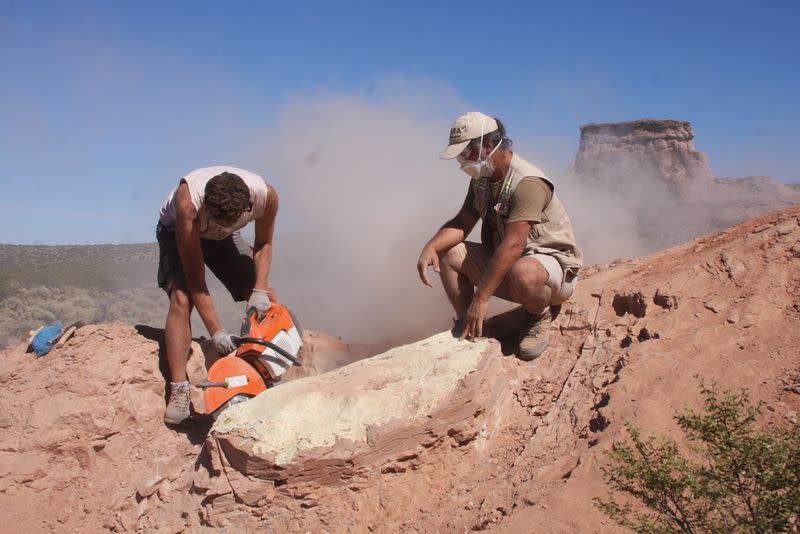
596, 383, 800, 533
0, 244, 241, 347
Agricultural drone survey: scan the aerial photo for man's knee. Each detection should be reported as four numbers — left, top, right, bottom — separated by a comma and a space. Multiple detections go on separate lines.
440, 244, 466, 271
506, 259, 548, 295
168, 287, 193, 315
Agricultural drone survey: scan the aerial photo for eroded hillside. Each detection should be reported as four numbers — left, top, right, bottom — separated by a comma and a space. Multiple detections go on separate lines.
0, 206, 798, 533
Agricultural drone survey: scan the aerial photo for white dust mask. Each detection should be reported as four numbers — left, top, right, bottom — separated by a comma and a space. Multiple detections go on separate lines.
457, 117, 502, 179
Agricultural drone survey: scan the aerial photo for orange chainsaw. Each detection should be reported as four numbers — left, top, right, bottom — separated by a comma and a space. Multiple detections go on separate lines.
198, 303, 303, 418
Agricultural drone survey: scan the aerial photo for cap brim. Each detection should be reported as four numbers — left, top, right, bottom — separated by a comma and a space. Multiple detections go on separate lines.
440, 140, 469, 160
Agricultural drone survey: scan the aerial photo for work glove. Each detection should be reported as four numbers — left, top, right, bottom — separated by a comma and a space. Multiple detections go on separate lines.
211, 329, 238, 355
248, 288, 272, 320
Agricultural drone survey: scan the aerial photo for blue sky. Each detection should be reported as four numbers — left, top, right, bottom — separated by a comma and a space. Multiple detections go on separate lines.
1, 1, 798, 244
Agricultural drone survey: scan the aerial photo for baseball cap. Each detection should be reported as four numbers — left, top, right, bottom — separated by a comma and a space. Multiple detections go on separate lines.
440, 111, 499, 159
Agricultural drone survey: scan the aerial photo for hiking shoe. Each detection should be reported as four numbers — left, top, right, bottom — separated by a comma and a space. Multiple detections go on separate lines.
164, 383, 191, 425
519, 308, 552, 361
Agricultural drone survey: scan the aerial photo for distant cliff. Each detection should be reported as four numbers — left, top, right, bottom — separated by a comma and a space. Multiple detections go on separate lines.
574, 119, 713, 193
567, 119, 800, 256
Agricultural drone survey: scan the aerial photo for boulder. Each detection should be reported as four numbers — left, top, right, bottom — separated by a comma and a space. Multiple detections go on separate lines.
209, 332, 508, 484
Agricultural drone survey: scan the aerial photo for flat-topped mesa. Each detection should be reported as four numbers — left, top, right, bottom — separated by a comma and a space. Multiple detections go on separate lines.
574, 119, 713, 192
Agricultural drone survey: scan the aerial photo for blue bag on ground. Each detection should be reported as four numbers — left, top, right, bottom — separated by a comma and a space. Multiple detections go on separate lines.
31, 322, 63, 357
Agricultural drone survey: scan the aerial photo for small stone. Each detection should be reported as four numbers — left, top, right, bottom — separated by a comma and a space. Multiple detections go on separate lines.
165, 455, 184, 481
753, 223, 772, 233
740, 312, 757, 328
135, 461, 167, 498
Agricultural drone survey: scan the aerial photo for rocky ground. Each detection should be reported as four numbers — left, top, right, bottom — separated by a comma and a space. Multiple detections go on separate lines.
0, 206, 798, 533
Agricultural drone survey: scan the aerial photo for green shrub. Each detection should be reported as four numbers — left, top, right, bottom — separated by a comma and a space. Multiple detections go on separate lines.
595, 383, 800, 533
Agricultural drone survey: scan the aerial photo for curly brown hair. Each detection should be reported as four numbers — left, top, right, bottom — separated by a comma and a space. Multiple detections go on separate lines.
204, 172, 251, 223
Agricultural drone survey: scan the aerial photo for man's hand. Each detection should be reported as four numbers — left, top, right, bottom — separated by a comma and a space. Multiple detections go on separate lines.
417, 246, 440, 287
248, 288, 273, 320
211, 329, 238, 355
461, 296, 489, 340
266, 287, 278, 303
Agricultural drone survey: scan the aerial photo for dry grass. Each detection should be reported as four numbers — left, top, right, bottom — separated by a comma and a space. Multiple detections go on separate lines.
0, 244, 245, 348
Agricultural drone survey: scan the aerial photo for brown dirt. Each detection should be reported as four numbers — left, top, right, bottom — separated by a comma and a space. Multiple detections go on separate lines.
0, 206, 798, 533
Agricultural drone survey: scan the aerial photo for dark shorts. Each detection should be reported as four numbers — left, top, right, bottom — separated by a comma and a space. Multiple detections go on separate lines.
156, 222, 255, 302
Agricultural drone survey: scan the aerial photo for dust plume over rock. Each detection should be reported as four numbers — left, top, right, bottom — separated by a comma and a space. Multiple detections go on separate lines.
2, 111, 797, 349
249, 92, 470, 345
558, 119, 800, 262
260, 112, 797, 343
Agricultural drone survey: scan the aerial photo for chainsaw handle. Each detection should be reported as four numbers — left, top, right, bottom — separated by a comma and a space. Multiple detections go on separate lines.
233, 336, 302, 366
197, 380, 229, 389
240, 307, 258, 337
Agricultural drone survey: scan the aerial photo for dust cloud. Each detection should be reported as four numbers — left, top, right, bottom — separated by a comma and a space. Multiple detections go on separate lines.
9, 92, 783, 347
555, 156, 714, 264
249, 94, 472, 345
246, 95, 693, 344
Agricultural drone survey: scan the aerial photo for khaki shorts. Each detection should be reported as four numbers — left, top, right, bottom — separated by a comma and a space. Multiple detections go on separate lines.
449, 241, 576, 305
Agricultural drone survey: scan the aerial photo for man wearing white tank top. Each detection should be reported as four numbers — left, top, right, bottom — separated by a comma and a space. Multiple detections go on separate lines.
417, 113, 583, 361
157, 166, 278, 425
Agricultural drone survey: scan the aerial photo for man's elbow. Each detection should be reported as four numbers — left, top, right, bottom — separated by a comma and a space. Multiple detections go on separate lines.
441, 219, 461, 231
504, 238, 526, 254
253, 242, 272, 255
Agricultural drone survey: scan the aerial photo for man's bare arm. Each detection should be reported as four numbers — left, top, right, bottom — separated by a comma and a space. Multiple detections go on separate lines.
252, 185, 278, 294
174, 183, 222, 335
417, 206, 480, 286
475, 220, 531, 300
427, 207, 480, 252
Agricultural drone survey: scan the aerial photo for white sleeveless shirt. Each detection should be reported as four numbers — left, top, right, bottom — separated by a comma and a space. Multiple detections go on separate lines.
159, 166, 269, 240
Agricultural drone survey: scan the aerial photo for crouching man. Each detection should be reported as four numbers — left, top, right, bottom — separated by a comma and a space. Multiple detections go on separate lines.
157, 166, 278, 424
417, 112, 583, 360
